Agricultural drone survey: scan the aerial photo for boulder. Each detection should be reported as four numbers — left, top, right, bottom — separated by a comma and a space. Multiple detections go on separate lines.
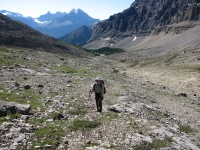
0, 100, 31, 116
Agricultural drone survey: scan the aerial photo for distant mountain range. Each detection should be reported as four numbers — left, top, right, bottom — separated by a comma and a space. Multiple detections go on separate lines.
0, 9, 100, 38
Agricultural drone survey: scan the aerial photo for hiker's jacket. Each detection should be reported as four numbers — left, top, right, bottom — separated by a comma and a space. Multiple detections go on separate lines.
92, 83, 104, 97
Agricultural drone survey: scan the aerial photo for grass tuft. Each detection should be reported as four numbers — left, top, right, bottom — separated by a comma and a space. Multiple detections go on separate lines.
179, 124, 193, 134
70, 119, 101, 131
51, 65, 77, 73
32, 125, 64, 149
67, 108, 88, 115
134, 137, 173, 150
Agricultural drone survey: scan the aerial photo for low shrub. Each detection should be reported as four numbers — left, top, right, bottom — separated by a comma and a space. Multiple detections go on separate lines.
70, 119, 101, 131
179, 124, 193, 134
134, 137, 173, 150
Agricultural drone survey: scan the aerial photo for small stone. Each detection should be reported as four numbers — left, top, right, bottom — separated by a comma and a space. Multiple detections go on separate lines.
46, 119, 54, 122
24, 85, 31, 89
14, 134, 26, 143
34, 146, 41, 149
177, 93, 187, 97
44, 144, 52, 148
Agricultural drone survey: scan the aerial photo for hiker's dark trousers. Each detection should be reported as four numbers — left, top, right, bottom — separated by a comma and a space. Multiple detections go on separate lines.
95, 93, 103, 112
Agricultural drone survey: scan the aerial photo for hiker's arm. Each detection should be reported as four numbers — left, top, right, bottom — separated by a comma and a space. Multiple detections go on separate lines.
89, 84, 95, 93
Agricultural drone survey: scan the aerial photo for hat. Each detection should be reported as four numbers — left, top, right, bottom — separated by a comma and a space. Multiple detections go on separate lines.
95, 77, 101, 81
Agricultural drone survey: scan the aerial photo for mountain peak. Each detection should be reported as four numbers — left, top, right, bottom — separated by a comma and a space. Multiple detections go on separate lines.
47, 11, 52, 14
0, 10, 28, 18
69, 8, 84, 14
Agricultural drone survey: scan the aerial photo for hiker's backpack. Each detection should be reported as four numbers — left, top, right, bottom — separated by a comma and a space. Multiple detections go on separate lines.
94, 80, 106, 94
100, 80, 106, 94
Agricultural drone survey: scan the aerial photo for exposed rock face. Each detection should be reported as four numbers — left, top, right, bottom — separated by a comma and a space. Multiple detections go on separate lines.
88, 0, 200, 42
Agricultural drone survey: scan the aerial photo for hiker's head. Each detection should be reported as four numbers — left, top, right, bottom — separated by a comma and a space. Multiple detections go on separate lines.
95, 77, 101, 83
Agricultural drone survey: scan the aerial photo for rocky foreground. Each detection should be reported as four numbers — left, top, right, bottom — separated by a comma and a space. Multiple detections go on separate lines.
0, 46, 200, 150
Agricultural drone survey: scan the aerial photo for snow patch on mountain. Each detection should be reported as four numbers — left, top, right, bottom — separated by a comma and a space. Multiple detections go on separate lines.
50, 20, 73, 28
70, 8, 80, 14
34, 19, 49, 25
132, 36, 137, 41
2, 11, 28, 18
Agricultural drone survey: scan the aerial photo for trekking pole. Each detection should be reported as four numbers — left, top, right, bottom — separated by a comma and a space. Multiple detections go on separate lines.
88, 91, 91, 101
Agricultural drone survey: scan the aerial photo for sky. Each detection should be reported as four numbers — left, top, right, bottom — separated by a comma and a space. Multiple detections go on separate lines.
0, 0, 134, 20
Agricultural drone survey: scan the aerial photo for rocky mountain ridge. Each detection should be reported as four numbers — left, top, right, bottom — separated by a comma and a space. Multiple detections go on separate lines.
87, 0, 200, 43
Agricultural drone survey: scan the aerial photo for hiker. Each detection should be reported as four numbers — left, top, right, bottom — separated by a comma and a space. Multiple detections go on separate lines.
89, 77, 105, 112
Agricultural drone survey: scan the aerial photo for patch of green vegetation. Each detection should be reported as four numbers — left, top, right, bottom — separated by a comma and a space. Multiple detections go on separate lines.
32, 125, 64, 149
164, 54, 178, 65
0, 48, 42, 70
179, 124, 193, 134
154, 90, 170, 96
28, 117, 46, 126
102, 112, 119, 121
0, 111, 21, 123
119, 59, 127, 63
7, 111, 21, 119
134, 137, 173, 150
84, 47, 125, 56
195, 66, 200, 72
196, 109, 200, 113
0, 54, 22, 67
107, 101, 116, 106
126, 117, 139, 129
112, 93, 121, 97
0, 117, 7, 124
119, 59, 139, 67
70, 119, 101, 131
129, 60, 139, 68
154, 110, 167, 118
147, 108, 167, 119
28, 112, 64, 126
174, 65, 200, 73
51, 65, 77, 73
129, 121, 139, 129
0, 87, 43, 110
67, 108, 88, 115
140, 54, 178, 67
84, 142, 99, 148
147, 86, 170, 96
140, 57, 164, 67
121, 85, 129, 89
0, 47, 7, 53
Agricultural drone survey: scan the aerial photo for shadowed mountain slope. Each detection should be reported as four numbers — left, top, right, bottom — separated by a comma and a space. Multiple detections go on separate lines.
0, 13, 88, 56
58, 25, 93, 46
